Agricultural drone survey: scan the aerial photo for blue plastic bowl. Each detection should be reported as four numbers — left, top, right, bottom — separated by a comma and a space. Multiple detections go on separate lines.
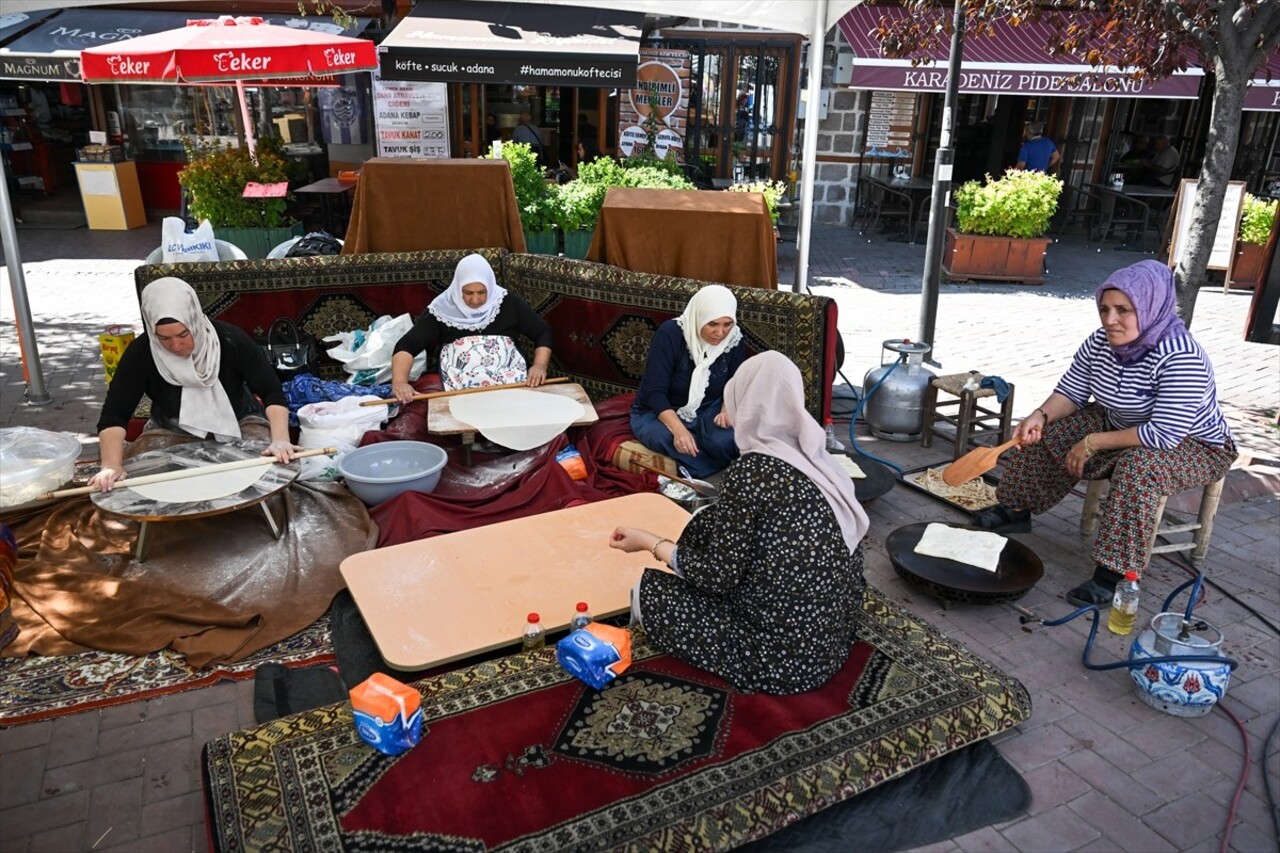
337, 441, 449, 506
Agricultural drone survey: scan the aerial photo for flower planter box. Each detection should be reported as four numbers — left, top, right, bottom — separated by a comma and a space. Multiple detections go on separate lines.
523, 229, 558, 255
561, 229, 594, 259
943, 228, 1051, 285
1228, 242, 1267, 291
216, 223, 305, 260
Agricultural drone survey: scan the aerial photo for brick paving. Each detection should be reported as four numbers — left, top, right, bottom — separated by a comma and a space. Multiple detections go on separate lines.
1, 221, 1277, 852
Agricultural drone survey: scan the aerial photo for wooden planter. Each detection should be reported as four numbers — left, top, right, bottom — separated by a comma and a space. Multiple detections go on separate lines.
943, 228, 1051, 285
561, 229, 594, 259
217, 223, 304, 260
1228, 242, 1268, 290
523, 229, 558, 255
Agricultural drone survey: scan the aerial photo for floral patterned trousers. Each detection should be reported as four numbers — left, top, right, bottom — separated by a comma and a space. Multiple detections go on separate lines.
996, 404, 1235, 578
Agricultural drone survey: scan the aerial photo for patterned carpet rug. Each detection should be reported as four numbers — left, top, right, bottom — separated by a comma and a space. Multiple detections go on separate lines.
0, 615, 332, 727
202, 590, 1030, 851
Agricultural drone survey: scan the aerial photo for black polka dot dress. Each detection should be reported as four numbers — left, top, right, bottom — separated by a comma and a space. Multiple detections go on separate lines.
638, 453, 866, 694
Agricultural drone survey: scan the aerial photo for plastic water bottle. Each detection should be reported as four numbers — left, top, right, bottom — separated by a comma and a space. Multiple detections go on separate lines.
522, 612, 545, 651
825, 421, 845, 452
1107, 572, 1141, 636
571, 602, 592, 630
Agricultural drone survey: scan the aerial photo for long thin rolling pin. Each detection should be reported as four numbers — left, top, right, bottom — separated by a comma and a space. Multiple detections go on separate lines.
40, 447, 338, 500
359, 376, 568, 406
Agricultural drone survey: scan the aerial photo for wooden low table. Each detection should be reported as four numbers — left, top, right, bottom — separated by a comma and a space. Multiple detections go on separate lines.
339, 492, 690, 671
90, 441, 299, 561
427, 382, 599, 465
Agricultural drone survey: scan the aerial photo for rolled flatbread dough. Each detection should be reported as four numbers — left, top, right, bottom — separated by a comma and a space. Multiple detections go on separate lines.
450, 389, 585, 451
828, 453, 867, 479
913, 523, 1007, 573
127, 464, 268, 503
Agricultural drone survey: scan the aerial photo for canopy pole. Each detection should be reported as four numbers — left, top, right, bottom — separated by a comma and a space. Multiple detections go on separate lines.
237, 80, 257, 160
917, 1, 965, 358
792, 0, 828, 293
0, 157, 52, 406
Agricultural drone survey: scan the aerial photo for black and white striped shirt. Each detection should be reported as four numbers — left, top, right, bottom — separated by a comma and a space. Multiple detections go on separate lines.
1055, 329, 1232, 449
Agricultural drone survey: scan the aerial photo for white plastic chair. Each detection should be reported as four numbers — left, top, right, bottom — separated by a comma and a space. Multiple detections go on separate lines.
145, 239, 248, 264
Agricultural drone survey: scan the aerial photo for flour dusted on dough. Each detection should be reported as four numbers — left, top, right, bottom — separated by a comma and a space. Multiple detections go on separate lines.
913, 523, 1007, 572
450, 388, 585, 451
827, 453, 866, 479
128, 463, 268, 503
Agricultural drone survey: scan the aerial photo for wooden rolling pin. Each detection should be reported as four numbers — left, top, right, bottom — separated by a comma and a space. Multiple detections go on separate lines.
41, 447, 338, 500
360, 376, 568, 406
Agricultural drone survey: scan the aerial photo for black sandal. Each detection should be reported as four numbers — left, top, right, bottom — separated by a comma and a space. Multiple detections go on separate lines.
972, 504, 1031, 534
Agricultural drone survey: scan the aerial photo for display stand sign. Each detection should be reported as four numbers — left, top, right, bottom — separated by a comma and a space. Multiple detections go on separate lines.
242, 182, 289, 198
864, 91, 914, 158
1167, 179, 1247, 271
373, 67, 450, 158
616, 47, 689, 161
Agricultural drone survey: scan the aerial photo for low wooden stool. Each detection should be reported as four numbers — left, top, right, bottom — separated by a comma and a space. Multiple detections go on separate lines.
613, 440, 680, 478
920, 373, 1015, 460
1080, 478, 1225, 569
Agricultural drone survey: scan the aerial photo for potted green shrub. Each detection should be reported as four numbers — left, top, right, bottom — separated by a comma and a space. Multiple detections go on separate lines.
1229, 193, 1278, 290
945, 169, 1063, 284
178, 139, 303, 259
483, 141, 557, 254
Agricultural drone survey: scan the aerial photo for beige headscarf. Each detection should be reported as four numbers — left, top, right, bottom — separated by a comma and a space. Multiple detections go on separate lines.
725, 351, 868, 553
675, 284, 742, 422
140, 277, 240, 440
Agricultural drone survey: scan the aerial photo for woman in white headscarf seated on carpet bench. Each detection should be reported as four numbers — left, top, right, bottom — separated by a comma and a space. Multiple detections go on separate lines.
389, 253, 554, 401
610, 352, 870, 695
630, 284, 746, 480
90, 277, 300, 492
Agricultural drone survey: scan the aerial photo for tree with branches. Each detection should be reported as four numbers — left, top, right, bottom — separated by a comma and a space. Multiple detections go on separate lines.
874, 0, 1280, 326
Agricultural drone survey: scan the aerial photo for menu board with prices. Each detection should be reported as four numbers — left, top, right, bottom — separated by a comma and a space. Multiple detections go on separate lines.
373, 69, 450, 159
865, 91, 915, 157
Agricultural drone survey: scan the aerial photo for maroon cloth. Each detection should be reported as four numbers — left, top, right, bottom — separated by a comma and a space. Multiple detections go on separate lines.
363, 391, 653, 547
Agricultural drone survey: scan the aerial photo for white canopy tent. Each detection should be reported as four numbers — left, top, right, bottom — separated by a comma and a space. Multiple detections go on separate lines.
1, 0, 862, 405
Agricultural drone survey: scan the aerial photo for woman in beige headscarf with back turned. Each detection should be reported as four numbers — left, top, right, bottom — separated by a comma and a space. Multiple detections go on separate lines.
90, 277, 299, 491
611, 351, 869, 694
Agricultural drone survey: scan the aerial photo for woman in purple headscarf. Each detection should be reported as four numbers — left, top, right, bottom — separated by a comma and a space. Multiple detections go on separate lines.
974, 260, 1235, 605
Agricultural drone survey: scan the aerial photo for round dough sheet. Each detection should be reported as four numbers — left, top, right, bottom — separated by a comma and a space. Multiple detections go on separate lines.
450, 389, 585, 451
126, 463, 268, 503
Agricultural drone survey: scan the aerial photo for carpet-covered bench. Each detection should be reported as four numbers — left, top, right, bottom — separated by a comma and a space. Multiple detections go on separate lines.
134, 250, 840, 424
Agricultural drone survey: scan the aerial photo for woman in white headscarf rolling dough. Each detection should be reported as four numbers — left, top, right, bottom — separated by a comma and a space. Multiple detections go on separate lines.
610, 351, 869, 694
90, 277, 299, 491
389, 254, 554, 400
630, 284, 746, 479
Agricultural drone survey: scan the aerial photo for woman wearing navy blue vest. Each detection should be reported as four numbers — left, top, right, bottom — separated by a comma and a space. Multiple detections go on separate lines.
974, 260, 1235, 606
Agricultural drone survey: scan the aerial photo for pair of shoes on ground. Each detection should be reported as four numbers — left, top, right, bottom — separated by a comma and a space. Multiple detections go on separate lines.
1066, 566, 1121, 607
972, 503, 1031, 534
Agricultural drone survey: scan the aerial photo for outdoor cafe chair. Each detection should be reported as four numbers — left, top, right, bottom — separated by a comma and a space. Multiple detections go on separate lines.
1053, 183, 1105, 247
858, 180, 913, 241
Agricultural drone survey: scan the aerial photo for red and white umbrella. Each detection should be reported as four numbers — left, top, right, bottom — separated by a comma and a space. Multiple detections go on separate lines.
80, 16, 377, 158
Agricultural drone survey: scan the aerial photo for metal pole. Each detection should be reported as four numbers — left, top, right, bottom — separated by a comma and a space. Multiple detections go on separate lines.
792, 0, 828, 293
917, 2, 966, 355
0, 156, 52, 406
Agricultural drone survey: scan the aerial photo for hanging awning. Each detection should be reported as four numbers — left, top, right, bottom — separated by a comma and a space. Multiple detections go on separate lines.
1244, 50, 1280, 111
0, 8, 371, 82
838, 6, 1203, 100
379, 0, 644, 87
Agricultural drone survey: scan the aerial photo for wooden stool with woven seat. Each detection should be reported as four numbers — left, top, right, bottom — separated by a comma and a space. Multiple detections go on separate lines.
1080, 478, 1225, 569
920, 372, 1016, 460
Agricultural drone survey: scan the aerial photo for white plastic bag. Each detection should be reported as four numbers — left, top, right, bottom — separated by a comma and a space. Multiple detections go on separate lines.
161, 217, 219, 263
323, 314, 425, 385
296, 395, 387, 480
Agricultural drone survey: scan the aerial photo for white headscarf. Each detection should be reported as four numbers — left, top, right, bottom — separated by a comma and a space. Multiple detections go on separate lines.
140, 277, 241, 440
427, 254, 508, 331
725, 351, 868, 553
675, 284, 742, 422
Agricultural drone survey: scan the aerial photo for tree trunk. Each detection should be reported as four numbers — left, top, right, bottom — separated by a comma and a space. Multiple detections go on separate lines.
1173, 57, 1246, 329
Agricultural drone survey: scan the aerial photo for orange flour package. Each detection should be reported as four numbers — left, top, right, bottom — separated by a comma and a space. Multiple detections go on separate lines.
349, 672, 424, 755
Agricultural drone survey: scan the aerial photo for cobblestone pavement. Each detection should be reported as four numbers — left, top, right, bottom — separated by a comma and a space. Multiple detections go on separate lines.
2, 222, 1277, 852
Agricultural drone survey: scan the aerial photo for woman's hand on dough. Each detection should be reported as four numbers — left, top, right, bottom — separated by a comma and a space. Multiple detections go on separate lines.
89, 467, 125, 492
263, 440, 302, 463
526, 364, 547, 387
392, 382, 417, 404
670, 423, 699, 457
609, 526, 653, 554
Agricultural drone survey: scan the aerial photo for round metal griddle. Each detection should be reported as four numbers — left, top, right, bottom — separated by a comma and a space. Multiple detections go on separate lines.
849, 457, 896, 506
885, 521, 1043, 607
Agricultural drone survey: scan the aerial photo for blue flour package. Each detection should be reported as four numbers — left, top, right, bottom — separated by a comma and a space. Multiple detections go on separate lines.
556, 624, 633, 690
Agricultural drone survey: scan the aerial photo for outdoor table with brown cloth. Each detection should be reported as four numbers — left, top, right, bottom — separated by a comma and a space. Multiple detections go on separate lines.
342, 159, 527, 254
586, 187, 778, 288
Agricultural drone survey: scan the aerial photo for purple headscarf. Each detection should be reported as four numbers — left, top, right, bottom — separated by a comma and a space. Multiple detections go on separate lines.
1094, 260, 1187, 366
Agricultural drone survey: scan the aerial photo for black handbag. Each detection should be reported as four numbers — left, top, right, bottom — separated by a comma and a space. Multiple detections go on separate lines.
259, 318, 318, 380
